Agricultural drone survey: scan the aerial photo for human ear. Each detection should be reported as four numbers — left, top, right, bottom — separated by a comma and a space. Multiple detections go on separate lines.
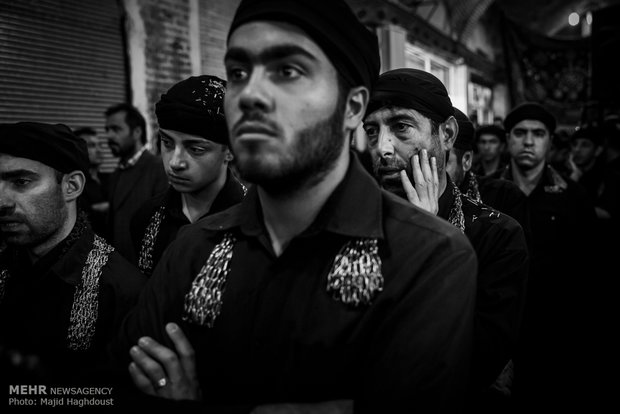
64, 171, 85, 202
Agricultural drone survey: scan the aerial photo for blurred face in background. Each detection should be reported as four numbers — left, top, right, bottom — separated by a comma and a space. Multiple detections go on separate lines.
105, 110, 140, 158
77, 132, 102, 167
507, 119, 551, 171
476, 133, 504, 163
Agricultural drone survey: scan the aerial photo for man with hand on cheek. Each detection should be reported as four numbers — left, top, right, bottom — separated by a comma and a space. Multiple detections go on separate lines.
364, 68, 529, 413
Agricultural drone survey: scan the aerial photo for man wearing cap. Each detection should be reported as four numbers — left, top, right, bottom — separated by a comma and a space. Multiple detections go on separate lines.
363, 68, 529, 412
472, 124, 508, 177
104, 104, 168, 263
492, 102, 598, 411
450, 108, 531, 245
112, 0, 477, 412
130, 75, 246, 276
0, 122, 146, 388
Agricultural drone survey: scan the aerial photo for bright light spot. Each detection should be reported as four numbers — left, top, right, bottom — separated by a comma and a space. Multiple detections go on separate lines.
586, 12, 592, 25
568, 12, 580, 26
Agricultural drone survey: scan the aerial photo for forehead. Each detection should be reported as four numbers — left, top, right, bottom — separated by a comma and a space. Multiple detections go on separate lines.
160, 128, 215, 145
364, 106, 425, 124
511, 119, 548, 132
227, 20, 329, 64
0, 153, 53, 173
478, 133, 502, 141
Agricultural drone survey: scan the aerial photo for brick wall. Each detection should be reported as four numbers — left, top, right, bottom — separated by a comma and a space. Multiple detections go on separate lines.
199, 0, 241, 79
138, 0, 194, 144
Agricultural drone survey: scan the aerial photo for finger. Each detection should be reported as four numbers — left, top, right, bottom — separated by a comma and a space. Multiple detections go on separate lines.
137, 336, 183, 383
129, 361, 156, 396
130, 341, 169, 388
420, 149, 433, 187
411, 153, 426, 192
400, 170, 420, 204
431, 157, 439, 199
166, 323, 198, 382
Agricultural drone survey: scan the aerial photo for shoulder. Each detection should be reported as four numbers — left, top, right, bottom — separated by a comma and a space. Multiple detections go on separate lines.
381, 190, 473, 253
461, 196, 526, 245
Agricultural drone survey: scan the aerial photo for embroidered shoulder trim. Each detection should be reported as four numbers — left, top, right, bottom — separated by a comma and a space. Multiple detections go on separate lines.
544, 165, 568, 193
327, 238, 383, 307
138, 205, 166, 275
466, 172, 482, 203
449, 183, 466, 233
0, 268, 9, 304
182, 233, 236, 327
67, 235, 114, 351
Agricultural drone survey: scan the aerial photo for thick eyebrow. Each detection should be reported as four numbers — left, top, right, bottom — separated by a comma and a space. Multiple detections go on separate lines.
365, 113, 421, 129
0, 169, 39, 180
224, 44, 318, 65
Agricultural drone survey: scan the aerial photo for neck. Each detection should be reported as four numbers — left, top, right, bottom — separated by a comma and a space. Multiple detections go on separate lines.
122, 145, 143, 163
181, 169, 228, 223
259, 150, 350, 257
28, 207, 77, 262
510, 159, 545, 196
481, 158, 500, 174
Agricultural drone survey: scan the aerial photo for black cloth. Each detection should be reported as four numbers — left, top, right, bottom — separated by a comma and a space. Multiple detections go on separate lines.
130, 169, 246, 275
0, 122, 89, 175
228, 0, 380, 90
438, 179, 529, 409
79, 172, 110, 240
491, 164, 601, 412
155, 75, 229, 145
0, 219, 146, 393
460, 171, 532, 250
108, 150, 168, 263
503, 102, 556, 133
112, 154, 478, 413
367, 68, 453, 122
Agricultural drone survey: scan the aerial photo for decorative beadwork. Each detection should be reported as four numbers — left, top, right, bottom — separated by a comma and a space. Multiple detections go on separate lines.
326, 238, 383, 307
182, 233, 236, 327
448, 181, 466, 233
67, 235, 113, 351
138, 205, 166, 275
0, 268, 10, 303
465, 172, 482, 203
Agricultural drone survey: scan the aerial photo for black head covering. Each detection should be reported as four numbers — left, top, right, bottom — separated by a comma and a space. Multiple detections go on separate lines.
366, 68, 454, 123
571, 124, 603, 146
155, 75, 228, 146
504, 102, 556, 133
227, 0, 380, 90
453, 107, 474, 150
0, 122, 89, 174
475, 124, 506, 143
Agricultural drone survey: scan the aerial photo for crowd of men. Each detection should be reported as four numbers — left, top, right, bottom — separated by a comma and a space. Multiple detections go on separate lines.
1, 0, 618, 412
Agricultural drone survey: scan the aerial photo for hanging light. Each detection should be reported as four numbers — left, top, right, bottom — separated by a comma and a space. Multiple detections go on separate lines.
568, 12, 580, 26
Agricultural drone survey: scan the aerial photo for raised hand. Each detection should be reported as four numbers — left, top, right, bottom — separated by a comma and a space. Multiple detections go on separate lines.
128, 322, 202, 401
400, 149, 439, 215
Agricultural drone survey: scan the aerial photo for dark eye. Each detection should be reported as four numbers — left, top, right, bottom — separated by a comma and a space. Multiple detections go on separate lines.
394, 123, 410, 133
189, 146, 207, 155
277, 65, 302, 79
160, 137, 174, 149
12, 178, 31, 187
227, 67, 248, 82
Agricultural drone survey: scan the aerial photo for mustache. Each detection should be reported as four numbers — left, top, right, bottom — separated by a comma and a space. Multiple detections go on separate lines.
231, 112, 281, 135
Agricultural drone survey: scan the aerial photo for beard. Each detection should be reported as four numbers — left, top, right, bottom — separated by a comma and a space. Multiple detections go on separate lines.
234, 97, 346, 196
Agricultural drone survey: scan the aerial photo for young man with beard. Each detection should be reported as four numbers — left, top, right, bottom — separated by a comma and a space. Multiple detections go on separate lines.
449, 108, 531, 246
363, 68, 529, 413
0, 122, 146, 392
130, 75, 246, 276
104, 104, 168, 263
490, 102, 599, 412
111, 0, 478, 412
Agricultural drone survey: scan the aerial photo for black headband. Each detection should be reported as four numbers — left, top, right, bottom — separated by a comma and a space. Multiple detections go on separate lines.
0, 122, 89, 174
367, 68, 454, 123
227, 0, 380, 91
452, 107, 474, 150
504, 102, 556, 133
155, 75, 229, 146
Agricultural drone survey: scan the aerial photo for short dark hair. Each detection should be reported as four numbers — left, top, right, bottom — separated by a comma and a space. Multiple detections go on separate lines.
105, 103, 147, 144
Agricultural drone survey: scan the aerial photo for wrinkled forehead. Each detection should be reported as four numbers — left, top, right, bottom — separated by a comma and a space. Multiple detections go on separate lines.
0, 153, 52, 173
364, 106, 426, 125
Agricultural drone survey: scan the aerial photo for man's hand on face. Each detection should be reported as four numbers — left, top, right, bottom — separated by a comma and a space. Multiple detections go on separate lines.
400, 149, 439, 215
